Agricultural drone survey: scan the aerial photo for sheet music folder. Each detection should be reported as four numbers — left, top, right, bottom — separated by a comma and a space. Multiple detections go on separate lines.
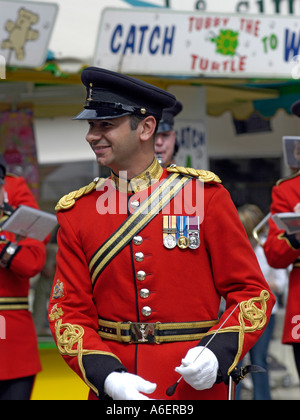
0, 205, 58, 241
272, 212, 300, 235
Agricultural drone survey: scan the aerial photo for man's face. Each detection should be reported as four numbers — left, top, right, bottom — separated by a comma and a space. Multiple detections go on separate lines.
86, 116, 140, 174
154, 130, 176, 166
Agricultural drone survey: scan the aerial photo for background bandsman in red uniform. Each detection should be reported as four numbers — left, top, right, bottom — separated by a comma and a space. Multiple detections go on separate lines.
0, 155, 46, 400
49, 68, 275, 400
264, 100, 300, 380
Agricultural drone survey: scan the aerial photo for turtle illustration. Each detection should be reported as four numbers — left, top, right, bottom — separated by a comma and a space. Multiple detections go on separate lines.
210, 29, 239, 57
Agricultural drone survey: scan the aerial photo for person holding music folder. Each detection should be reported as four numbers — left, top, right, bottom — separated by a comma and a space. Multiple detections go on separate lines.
264, 99, 300, 381
48, 67, 275, 401
0, 155, 46, 400
154, 100, 182, 167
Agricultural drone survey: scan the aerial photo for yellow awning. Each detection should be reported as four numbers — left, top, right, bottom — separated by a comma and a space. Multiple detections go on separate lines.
0, 65, 285, 120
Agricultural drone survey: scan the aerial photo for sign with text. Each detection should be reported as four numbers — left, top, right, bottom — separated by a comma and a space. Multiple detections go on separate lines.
95, 8, 299, 78
175, 119, 207, 169
168, 85, 207, 170
0, 0, 58, 67
162, 0, 300, 15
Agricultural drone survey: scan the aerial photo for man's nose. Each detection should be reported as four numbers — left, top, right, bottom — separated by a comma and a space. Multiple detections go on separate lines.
155, 135, 163, 146
86, 128, 102, 144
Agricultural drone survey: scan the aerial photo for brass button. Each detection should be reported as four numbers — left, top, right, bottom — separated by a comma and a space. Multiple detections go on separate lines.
140, 289, 150, 299
136, 271, 146, 281
142, 306, 152, 317
135, 252, 144, 262
133, 236, 143, 246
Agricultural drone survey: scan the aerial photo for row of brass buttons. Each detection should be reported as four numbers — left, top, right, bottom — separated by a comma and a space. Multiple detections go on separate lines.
133, 227, 151, 316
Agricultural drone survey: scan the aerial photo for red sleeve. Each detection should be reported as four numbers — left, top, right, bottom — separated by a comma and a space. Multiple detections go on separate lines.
264, 184, 300, 268
5, 176, 39, 210
10, 239, 46, 277
48, 211, 125, 398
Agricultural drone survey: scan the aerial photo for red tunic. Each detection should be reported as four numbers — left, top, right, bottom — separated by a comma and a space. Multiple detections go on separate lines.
49, 163, 275, 400
0, 174, 46, 380
264, 171, 300, 345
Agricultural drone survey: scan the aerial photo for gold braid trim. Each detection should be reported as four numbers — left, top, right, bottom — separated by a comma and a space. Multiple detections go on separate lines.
55, 178, 104, 212
55, 319, 122, 397
228, 290, 270, 375
277, 232, 300, 251
202, 290, 270, 377
55, 180, 99, 212
167, 165, 222, 183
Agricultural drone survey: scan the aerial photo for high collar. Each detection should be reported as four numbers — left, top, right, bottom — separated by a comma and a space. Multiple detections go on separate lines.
110, 158, 163, 193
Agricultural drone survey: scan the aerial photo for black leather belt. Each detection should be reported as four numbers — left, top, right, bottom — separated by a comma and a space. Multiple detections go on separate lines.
98, 319, 218, 344
0, 297, 29, 311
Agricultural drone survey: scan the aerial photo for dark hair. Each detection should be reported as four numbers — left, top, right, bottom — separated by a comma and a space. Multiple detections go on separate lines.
129, 115, 159, 134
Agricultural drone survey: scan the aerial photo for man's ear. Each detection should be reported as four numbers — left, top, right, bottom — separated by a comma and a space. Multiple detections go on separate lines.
139, 116, 157, 142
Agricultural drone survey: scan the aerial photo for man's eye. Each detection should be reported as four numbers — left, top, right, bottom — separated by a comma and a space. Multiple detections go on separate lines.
101, 121, 112, 128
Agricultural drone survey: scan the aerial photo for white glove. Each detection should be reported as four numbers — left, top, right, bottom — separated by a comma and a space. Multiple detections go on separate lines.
104, 371, 157, 400
175, 346, 219, 391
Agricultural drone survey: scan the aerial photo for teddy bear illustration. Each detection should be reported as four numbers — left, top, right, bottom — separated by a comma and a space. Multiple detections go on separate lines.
2, 8, 39, 61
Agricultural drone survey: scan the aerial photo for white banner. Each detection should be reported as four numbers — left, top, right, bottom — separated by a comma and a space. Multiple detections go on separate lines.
95, 8, 300, 78
0, 0, 58, 67
169, 85, 207, 170
164, 0, 300, 15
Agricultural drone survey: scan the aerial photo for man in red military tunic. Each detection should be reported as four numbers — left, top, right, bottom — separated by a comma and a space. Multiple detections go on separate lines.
264, 100, 300, 380
49, 67, 275, 400
0, 156, 46, 400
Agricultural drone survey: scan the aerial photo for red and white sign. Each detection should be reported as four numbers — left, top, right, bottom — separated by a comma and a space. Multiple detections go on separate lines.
95, 8, 300, 78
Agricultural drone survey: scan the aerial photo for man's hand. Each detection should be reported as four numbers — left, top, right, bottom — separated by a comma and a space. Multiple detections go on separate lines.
175, 346, 219, 390
104, 372, 157, 400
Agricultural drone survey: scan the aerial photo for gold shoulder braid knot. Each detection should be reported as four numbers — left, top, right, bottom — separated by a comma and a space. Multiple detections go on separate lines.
229, 289, 270, 375
55, 178, 105, 212
167, 165, 222, 183
201, 290, 270, 377
55, 319, 121, 397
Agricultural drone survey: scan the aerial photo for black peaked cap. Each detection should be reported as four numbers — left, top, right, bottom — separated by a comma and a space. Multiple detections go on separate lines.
74, 67, 176, 121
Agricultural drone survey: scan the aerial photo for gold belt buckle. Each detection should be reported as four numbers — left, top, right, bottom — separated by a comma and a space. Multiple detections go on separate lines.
129, 322, 158, 343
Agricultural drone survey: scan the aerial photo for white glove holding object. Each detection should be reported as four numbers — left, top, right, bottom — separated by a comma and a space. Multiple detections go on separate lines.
104, 371, 157, 400
175, 346, 219, 390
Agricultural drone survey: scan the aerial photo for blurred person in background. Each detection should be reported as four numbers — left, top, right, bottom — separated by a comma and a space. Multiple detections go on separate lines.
264, 100, 300, 382
237, 204, 288, 400
155, 100, 182, 167
0, 155, 46, 400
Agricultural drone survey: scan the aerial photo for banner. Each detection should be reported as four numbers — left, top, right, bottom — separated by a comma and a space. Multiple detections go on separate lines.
0, 108, 39, 199
141, 0, 300, 15
95, 8, 299, 78
0, 0, 58, 68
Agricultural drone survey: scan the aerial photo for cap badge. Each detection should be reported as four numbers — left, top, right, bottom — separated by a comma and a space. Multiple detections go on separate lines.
87, 83, 93, 102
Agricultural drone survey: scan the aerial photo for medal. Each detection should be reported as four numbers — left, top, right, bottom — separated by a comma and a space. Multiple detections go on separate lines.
177, 235, 189, 249
163, 216, 177, 249
176, 216, 189, 249
187, 216, 200, 249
